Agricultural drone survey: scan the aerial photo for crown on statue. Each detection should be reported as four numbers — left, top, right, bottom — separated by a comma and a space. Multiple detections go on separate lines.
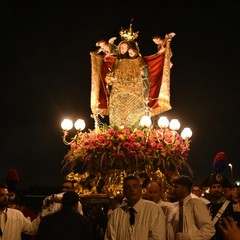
119, 21, 139, 42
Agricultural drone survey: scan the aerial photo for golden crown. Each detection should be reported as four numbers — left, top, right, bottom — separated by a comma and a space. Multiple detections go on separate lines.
119, 20, 139, 42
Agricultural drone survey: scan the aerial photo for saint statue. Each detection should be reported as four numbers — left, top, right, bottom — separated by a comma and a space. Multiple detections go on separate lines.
90, 21, 175, 128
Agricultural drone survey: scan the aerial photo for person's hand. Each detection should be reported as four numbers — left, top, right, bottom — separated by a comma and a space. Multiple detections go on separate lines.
176, 232, 191, 240
218, 216, 240, 240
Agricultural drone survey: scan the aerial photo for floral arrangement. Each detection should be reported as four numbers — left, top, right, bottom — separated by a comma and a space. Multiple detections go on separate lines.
63, 125, 191, 197
64, 125, 190, 172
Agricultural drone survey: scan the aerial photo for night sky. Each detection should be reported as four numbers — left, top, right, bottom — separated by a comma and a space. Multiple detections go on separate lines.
1, 1, 240, 190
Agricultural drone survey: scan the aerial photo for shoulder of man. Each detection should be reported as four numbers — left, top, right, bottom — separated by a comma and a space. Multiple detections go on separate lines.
6, 207, 26, 217
141, 199, 165, 212
190, 196, 209, 207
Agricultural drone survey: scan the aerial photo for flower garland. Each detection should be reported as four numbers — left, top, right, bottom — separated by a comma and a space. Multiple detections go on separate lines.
63, 125, 190, 176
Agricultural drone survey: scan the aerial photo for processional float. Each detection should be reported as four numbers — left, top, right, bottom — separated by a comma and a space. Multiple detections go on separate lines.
61, 21, 192, 200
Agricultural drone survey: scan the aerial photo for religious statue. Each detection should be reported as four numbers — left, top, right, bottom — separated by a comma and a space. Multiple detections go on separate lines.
90, 21, 175, 129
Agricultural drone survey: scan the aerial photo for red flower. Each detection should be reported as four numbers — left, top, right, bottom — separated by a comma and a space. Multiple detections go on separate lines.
65, 126, 191, 174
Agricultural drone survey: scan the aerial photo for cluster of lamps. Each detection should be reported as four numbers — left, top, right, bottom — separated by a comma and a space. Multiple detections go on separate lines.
139, 115, 192, 140
61, 119, 86, 145
61, 116, 192, 144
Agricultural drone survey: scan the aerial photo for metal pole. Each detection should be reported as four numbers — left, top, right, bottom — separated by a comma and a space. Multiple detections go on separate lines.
228, 163, 234, 183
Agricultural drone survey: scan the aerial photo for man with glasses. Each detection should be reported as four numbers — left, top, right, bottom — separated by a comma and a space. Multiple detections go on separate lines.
191, 184, 210, 204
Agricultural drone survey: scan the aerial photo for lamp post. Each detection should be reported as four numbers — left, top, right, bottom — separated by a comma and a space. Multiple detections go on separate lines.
228, 163, 234, 183
61, 118, 86, 145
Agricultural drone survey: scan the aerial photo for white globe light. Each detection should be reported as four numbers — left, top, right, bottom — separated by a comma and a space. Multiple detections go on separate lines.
158, 116, 169, 128
169, 119, 180, 131
61, 119, 73, 131
140, 115, 152, 127
181, 127, 192, 140
74, 119, 86, 131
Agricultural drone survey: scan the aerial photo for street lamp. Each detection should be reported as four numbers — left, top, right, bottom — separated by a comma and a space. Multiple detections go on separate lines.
61, 118, 86, 145
228, 163, 234, 183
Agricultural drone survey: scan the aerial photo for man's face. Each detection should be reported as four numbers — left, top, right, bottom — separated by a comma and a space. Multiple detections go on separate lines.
231, 187, 240, 198
192, 186, 201, 197
146, 182, 161, 203
62, 182, 74, 192
173, 184, 185, 200
0, 187, 9, 209
123, 179, 142, 204
210, 184, 223, 199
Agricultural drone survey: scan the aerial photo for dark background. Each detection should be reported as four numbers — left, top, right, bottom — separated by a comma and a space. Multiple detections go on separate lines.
1, 0, 239, 191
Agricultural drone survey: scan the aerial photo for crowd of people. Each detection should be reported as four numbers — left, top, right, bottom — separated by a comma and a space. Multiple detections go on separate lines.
1, 165, 240, 240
